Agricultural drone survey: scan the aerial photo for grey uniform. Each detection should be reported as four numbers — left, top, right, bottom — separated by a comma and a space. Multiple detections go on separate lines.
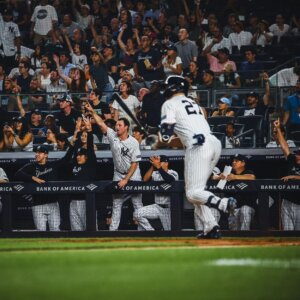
134, 169, 179, 231
106, 127, 143, 230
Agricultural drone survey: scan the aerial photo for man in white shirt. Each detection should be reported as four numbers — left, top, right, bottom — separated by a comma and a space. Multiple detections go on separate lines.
229, 21, 253, 51
0, 9, 21, 73
30, 0, 58, 46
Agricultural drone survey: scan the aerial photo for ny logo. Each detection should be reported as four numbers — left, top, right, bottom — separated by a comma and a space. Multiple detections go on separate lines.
8, 26, 14, 33
121, 147, 129, 157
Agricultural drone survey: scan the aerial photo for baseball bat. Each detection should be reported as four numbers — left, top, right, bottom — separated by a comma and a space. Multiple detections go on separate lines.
111, 93, 148, 133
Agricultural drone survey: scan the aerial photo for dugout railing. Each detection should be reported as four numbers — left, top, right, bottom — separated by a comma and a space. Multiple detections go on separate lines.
1, 179, 299, 237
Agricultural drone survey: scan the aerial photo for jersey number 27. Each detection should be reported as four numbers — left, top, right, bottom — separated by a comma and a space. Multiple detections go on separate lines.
182, 100, 201, 115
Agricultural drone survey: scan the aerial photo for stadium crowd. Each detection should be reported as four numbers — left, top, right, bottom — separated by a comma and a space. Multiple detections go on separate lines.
0, 0, 299, 233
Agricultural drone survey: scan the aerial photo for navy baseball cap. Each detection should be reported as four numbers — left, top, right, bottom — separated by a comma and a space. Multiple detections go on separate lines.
246, 92, 259, 99
35, 145, 49, 154
76, 147, 88, 156
160, 155, 169, 163
232, 154, 247, 162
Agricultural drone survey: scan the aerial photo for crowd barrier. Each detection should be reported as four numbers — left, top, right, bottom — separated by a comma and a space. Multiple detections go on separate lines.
1, 179, 299, 237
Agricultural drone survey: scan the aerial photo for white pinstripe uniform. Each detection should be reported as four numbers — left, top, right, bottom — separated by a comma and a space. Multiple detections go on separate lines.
0, 167, 9, 213
161, 95, 231, 234
106, 127, 143, 230
134, 169, 179, 231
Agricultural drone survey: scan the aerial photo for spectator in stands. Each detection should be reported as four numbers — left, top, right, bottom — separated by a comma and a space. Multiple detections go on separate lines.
273, 119, 300, 230
223, 13, 239, 38
215, 154, 256, 230
201, 69, 215, 88
37, 62, 51, 90
218, 63, 241, 88
207, 47, 237, 74
58, 14, 81, 39
0, 8, 21, 74
0, 127, 5, 151
162, 44, 183, 77
132, 126, 150, 150
57, 94, 81, 136
102, 44, 119, 84
3, 116, 33, 151
15, 61, 33, 94
71, 0, 94, 32
291, 14, 300, 36
266, 123, 296, 148
237, 73, 270, 117
269, 14, 290, 44
141, 81, 164, 130
112, 81, 140, 128
224, 122, 241, 148
175, 28, 198, 73
269, 66, 300, 87
45, 69, 67, 107
38, 114, 58, 137
30, 0, 58, 46
184, 61, 203, 88
63, 31, 87, 70
118, 27, 140, 67
133, 35, 162, 88
229, 21, 253, 51
203, 25, 232, 55
118, 8, 134, 44
8, 57, 35, 79
239, 47, 264, 87
56, 133, 70, 151
89, 50, 112, 101
0, 65, 6, 93
251, 20, 274, 48
43, 128, 58, 151
28, 109, 43, 130
53, 52, 76, 85
157, 23, 178, 45
89, 88, 111, 120
245, 13, 260, 35
211, 97, 235, 117
283, 79, 300, 134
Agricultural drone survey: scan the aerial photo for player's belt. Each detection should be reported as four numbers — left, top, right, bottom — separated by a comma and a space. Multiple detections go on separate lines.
115, 169, 127, 175
157, 204, 169, 208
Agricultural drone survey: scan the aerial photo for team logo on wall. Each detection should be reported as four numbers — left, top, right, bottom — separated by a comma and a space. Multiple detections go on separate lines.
86, 184, 98, 191
13, 184, 24, 192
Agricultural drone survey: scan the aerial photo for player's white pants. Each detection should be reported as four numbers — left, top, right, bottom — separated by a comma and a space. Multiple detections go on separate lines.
230, 205, 255, 230
194, 207, 220, 231
70, 200, 86, 231
134, 204, 171, 231
185, 134, 222, 234
281, 199, 300, 230
32, 202, 60, 231
110, 193, 143, 230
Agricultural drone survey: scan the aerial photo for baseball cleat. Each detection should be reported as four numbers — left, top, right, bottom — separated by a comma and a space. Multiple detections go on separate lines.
196, 226, 221, 239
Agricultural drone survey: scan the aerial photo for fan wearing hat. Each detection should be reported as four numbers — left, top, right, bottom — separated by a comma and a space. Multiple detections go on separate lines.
162, 45, 183, 77
273, 119, 300, 230
206, 47, 237, 73
211, 97, 235, 117
15, 143, 75, 231
237, 73, 270, 117
215, 153, 257, 230
68, 117, 96, 231
134, 155, 179, 231
57, 93, 81, 136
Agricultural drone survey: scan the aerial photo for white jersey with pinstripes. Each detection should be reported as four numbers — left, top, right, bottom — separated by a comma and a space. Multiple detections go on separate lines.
152, 169, 179, 205
106, 127, 142, 181
161, 95, 211, 149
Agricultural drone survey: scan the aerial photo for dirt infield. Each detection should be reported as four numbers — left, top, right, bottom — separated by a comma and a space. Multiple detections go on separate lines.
55, 237, 300, 248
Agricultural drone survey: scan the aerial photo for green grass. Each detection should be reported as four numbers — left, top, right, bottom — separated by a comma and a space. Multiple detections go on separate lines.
0, 238, 299, 300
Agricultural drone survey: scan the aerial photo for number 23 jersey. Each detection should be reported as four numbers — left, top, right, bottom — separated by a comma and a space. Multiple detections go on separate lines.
161, 95, 211, 149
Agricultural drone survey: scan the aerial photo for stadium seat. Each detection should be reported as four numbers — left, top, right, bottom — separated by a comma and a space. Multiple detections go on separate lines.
236, 115, 263, 148
207, 116, 235, 132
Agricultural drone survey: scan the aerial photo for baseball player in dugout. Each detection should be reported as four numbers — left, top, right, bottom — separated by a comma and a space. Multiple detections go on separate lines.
273, 119, 300, 230
134, 155, 179, 231
214, 154, 257, 230
15, 145, 74, 231
84, 102, 143, 231
159, 75, 237, 239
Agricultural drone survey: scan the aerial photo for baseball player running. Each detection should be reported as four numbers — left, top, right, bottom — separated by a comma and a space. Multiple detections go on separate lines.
15, 145, 74, 231
85, 102, 143, 230
159, 75, 237, 238
134, 155, 179, 230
